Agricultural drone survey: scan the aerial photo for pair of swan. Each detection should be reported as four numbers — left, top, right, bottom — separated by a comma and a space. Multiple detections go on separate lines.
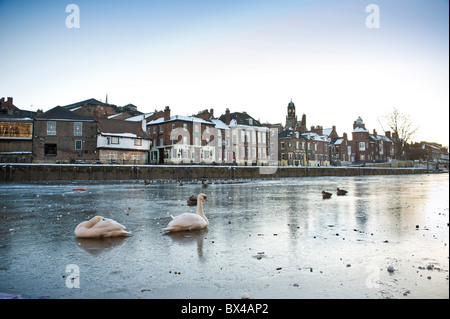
74, 193, 209, 238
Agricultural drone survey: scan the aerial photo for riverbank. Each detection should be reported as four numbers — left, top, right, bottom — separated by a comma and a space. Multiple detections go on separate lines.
0, 164, 427, 182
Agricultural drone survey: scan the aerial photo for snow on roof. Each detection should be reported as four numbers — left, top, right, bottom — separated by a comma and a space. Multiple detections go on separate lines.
332, 138, 344, 145
147, 115, 214, 126
100, 132, 139, 139
352, 127, 368, 133
211, 119, 229, 130
108, 113, 124, 119
302, 132, 328, 141
125, 112, 155, 122
370, 134, 392, 142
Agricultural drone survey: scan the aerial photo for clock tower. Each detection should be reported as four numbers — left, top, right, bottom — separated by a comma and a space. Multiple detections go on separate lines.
285, 99, 297, 129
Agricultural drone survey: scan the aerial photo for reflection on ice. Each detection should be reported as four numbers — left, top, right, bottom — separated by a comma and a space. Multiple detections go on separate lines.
75, 237, 127, 256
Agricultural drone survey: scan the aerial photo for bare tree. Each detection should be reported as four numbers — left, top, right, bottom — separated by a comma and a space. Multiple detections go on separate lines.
378, 108, 419, 160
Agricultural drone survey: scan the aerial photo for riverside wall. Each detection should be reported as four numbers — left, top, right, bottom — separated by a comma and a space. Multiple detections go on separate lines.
0, 164, 427, 182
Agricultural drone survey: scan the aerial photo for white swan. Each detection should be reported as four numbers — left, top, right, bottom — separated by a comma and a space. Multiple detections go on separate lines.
163, 194, 209, 232
74, 216, 131, 238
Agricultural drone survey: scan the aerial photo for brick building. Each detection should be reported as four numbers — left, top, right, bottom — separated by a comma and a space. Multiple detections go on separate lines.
0, 97, 35, 163
146, 106, 217, 164
329, 133, 352, 165
33, 106, 98, 163
278, 128, 308, 166
351, 116, 394, 163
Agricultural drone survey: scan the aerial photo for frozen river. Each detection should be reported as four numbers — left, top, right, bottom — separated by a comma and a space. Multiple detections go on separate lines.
0, 174, 448, 299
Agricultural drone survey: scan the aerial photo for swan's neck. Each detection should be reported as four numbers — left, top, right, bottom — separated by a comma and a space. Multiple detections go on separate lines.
197, 200, 208, 222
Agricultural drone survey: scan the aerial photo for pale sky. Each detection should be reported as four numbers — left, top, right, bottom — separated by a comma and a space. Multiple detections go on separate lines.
1, 0, 448, 146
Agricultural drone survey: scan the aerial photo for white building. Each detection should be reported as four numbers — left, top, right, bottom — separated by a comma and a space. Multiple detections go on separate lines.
96, 119, 151, 164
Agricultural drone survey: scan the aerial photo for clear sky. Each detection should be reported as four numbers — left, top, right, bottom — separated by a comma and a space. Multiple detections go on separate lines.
1, 0, 448, 146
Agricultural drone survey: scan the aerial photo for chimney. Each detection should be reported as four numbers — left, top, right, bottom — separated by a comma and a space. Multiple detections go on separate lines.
164, 106, 170, 121
209, 108, 214, 119
300, 114, 307, 132
343, 132, 348, 140
385, 131, 391, 139
373, 129, 377, 137
225, 108, 230, 125
202, 110, 209, 121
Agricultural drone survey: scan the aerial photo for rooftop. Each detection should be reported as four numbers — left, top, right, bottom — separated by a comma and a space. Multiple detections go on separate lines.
35, 106, 95, 121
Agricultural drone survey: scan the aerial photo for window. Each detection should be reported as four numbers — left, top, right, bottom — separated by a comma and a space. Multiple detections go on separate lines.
359, 142, 366, 151
0, 122, 32, 138
183, 123, 188, 130
111, 137, 119, 144
44, 143, 57, 156
75, 140, 82, 150
160, 138, 164, 146
74, 122, 82, 136
47, 121, 56, 135
159, 125, 163, 133
134, 139, 142, 146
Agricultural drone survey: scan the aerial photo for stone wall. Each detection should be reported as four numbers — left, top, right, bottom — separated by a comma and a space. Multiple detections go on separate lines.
0, 164, 427, 182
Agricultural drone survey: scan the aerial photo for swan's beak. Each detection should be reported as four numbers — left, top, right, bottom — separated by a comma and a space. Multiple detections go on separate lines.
204, 197, 208, 201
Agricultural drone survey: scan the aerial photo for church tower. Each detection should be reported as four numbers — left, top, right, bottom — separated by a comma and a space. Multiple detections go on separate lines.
285, 99, 297, 129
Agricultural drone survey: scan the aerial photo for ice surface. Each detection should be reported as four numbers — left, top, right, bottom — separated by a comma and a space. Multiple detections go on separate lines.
0, 174, 448, 299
